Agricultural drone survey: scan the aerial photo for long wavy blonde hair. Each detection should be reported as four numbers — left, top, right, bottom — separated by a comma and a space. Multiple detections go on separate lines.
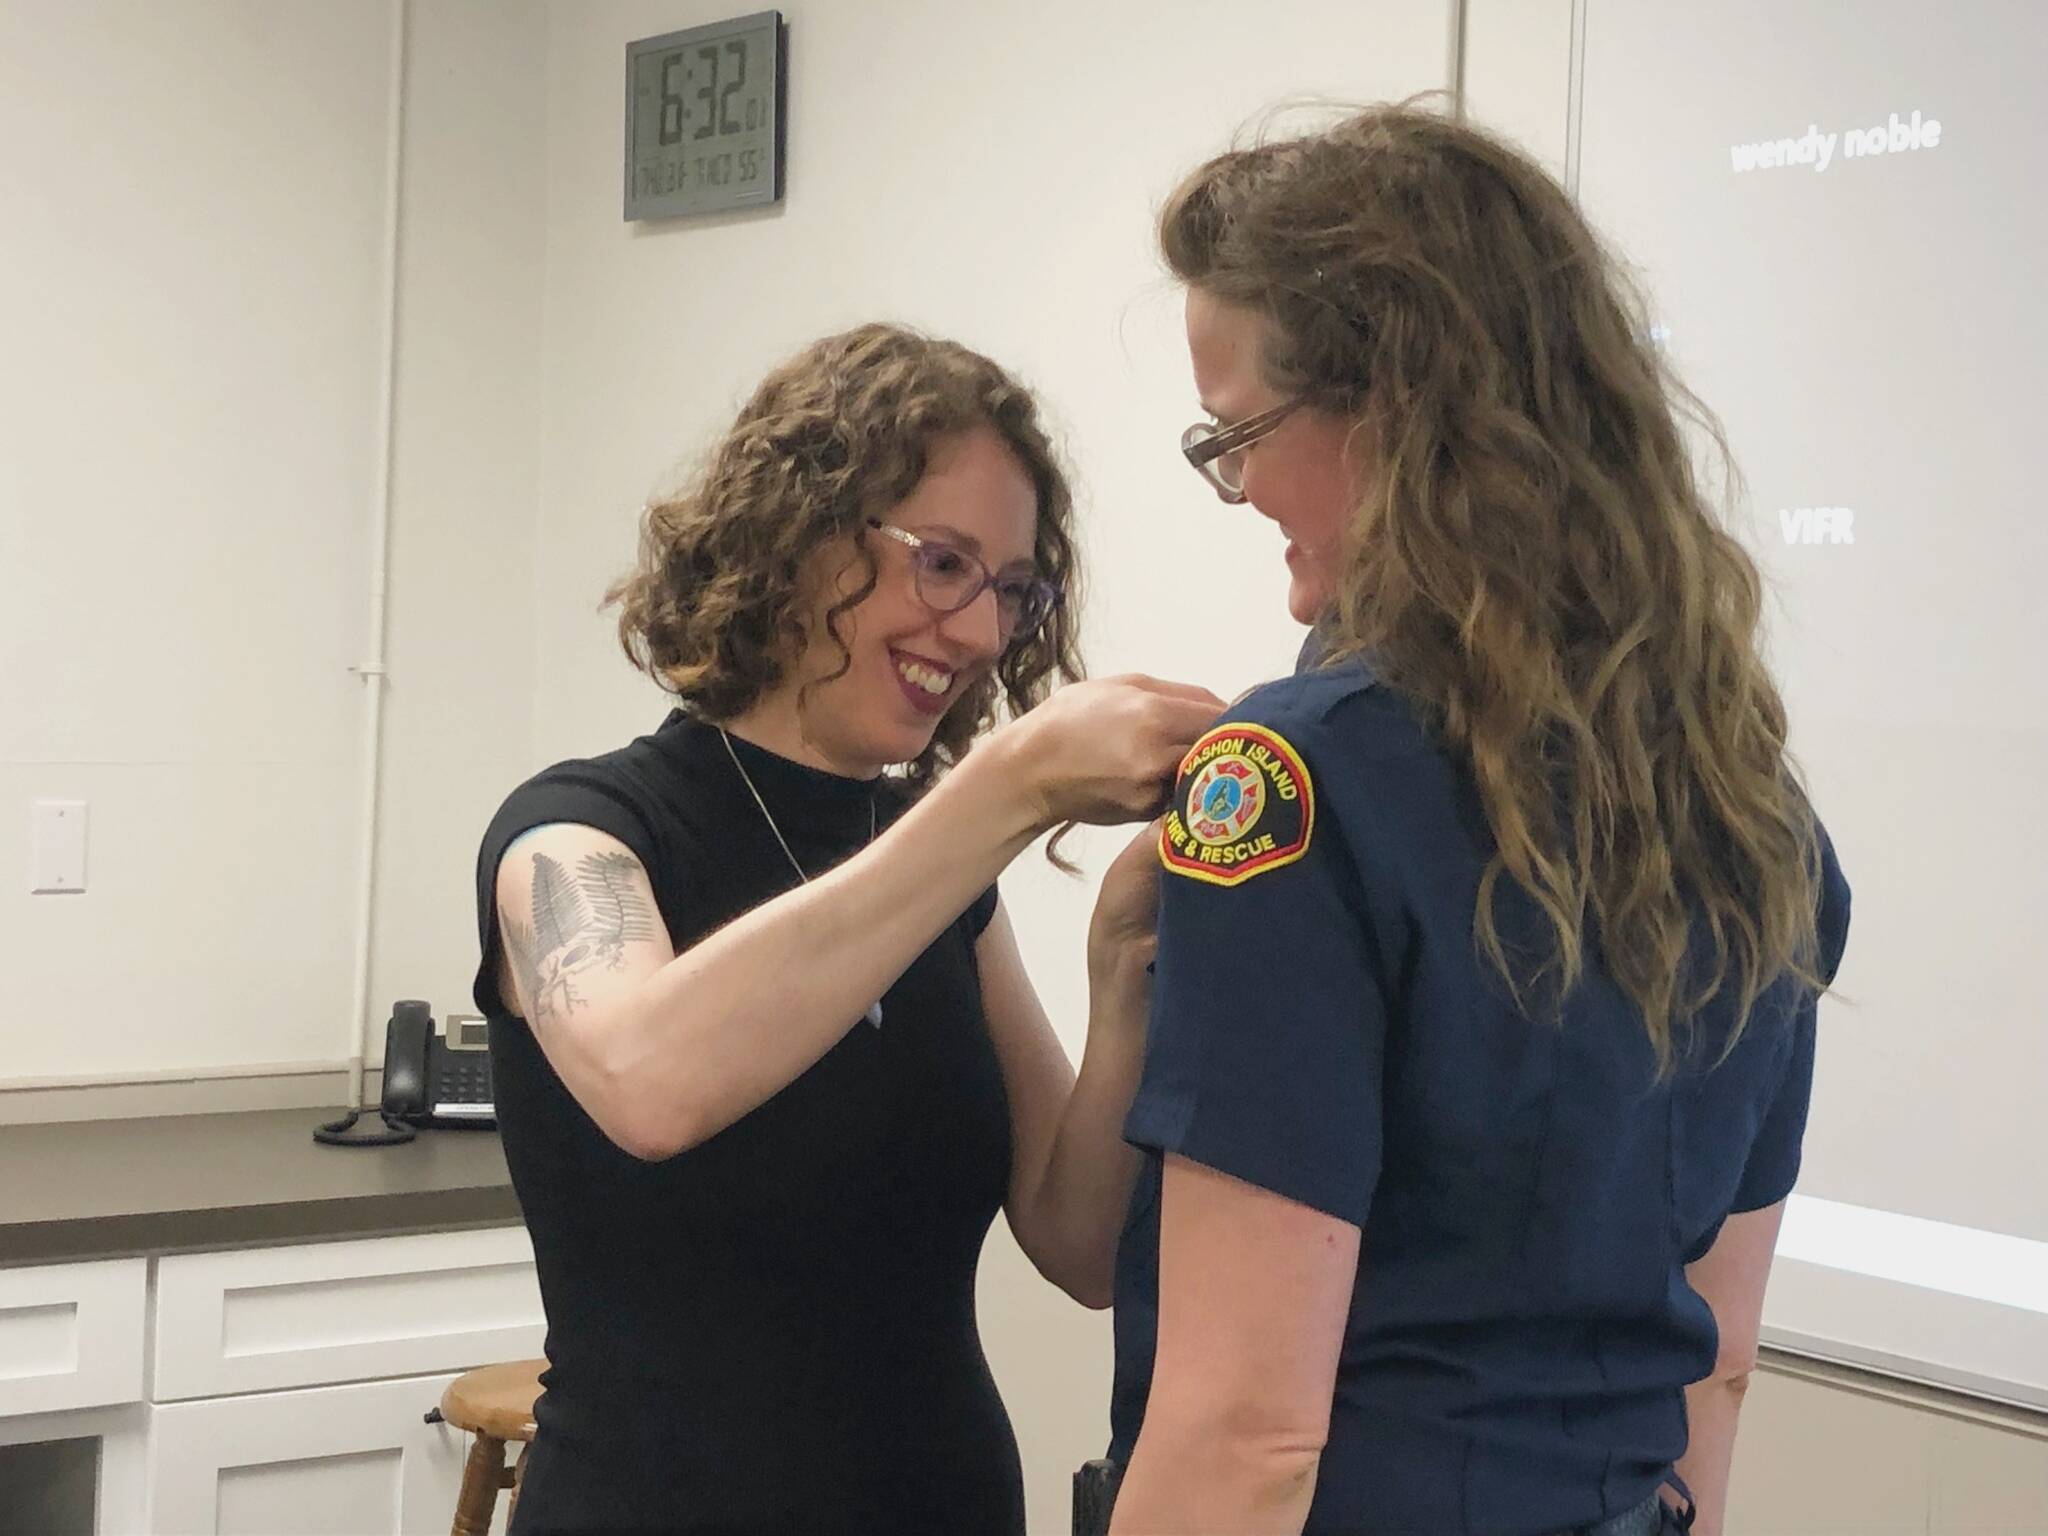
607, 323, 1084, 788
1162, 102, 1828, 1070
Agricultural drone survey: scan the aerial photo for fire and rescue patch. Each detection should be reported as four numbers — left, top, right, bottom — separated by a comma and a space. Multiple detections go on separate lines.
1159, 723, 1314, 887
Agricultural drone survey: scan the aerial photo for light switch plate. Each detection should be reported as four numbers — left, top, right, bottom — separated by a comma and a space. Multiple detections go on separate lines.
31, 800, 87, 893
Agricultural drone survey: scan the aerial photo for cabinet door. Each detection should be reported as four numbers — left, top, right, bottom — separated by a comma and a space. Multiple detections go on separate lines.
147, 1373, 482, 1535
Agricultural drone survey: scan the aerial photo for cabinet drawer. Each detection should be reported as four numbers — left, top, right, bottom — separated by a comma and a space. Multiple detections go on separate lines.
0, 1257, 146, 1416
154, 1226, 544, 1401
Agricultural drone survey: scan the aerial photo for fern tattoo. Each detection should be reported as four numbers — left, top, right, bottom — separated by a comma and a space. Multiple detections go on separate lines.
577, 851, 658, 960
502, 849, 658, 1025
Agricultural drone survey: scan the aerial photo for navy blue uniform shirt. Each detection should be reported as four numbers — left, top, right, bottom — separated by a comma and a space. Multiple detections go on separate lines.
1110, 657, 1851, 1536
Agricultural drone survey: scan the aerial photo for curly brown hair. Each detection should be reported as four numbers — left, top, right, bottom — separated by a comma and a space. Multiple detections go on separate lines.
607, 323, 1084, 787
1161, 101, 1828, 1071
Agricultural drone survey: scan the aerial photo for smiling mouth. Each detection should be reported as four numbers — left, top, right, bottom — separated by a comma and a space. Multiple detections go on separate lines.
893, 651, 955, 698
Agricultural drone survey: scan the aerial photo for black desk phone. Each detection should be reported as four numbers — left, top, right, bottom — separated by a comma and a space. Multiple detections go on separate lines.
313, 1000, 495, 1146
381, 1000, 496, 1127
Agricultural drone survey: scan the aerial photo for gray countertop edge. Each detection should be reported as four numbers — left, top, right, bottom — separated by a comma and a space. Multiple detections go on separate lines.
0, 1107, 523, 1267
0, 1186, 526, 1267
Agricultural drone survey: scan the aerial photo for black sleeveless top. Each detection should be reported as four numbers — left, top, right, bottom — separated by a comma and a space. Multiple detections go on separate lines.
471, 710, 1021, 1535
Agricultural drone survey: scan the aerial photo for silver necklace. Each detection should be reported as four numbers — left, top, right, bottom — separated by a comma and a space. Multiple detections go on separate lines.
718, 726, 885, 1030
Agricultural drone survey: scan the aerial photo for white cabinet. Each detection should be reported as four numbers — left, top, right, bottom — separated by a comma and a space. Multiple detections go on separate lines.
148, 1373, 472, 1535
0, 1257, 147, 1416
0, 1226, 542, 1534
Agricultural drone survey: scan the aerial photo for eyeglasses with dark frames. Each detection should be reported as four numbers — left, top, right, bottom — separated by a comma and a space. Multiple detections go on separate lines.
1180, 397, 1308, 503
866, 520, 1061, 643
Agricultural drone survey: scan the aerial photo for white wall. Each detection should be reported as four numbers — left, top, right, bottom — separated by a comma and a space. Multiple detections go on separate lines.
0, 0, 544, 1101
0, 1, 388, 1085
1461, 0, 1573, 178
368, 0, 547, 1067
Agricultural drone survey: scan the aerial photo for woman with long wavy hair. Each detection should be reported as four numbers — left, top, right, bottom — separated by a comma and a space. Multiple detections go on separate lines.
471, 323, 1219, 1534
1096, 104, 1850, 1536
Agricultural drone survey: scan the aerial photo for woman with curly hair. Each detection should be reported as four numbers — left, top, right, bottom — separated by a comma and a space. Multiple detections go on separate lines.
1094, 105, 1851, 1536
471, 323, 1220, 1535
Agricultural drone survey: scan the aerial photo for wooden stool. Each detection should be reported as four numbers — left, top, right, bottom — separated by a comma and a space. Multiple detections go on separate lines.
436, 1359, 545, 1536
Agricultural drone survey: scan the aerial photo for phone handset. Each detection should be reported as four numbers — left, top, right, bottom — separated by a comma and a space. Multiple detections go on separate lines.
312, 1000, 432, 1147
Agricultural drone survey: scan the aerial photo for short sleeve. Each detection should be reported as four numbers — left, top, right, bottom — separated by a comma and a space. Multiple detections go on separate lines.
966, 883, 1000, 940
471, 763, 662, 1016
1731, 997, 1817, 1213
1732, 817, 1852, 1213
1123, 714, 1390, 1228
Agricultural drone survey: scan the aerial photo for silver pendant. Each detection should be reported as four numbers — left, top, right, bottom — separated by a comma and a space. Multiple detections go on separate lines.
864, 1001, 884, 1030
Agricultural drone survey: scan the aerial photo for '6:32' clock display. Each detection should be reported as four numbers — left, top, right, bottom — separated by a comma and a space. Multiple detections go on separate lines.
625, 11, 784, 221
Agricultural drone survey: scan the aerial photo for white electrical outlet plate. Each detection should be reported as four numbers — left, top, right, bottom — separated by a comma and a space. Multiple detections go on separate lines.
32, 800, 87, 893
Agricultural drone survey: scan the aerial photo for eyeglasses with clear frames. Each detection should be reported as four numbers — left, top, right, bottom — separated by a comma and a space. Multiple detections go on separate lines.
866, 520, 1061, 644
1180, 397, 1307, 503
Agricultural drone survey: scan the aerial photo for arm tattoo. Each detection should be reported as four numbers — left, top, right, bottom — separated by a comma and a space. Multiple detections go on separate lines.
502, 913, 544, 1022
500, 850, 660, 1026
576, 851, 659, 950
